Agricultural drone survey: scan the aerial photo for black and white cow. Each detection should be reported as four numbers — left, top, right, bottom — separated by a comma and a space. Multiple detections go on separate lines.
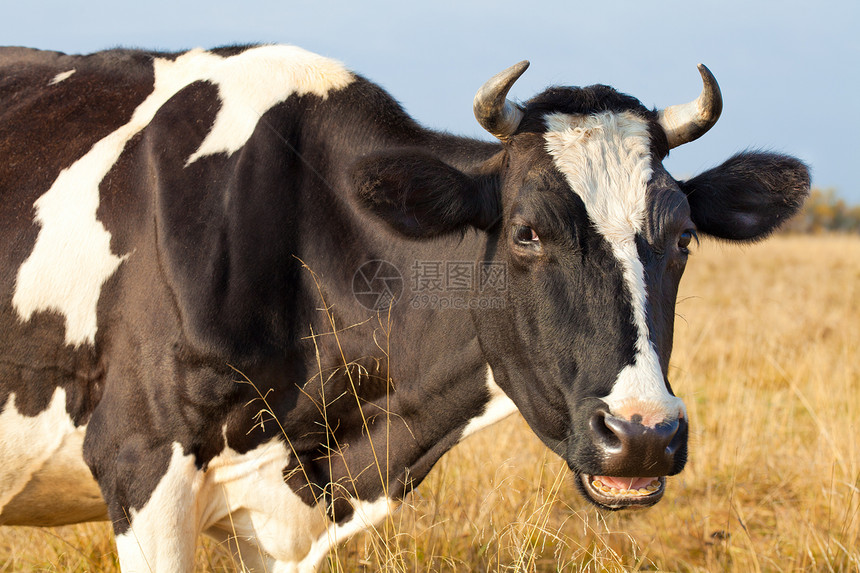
0, 45, 808, 571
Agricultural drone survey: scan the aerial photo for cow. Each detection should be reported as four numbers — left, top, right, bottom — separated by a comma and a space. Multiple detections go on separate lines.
0, 44, 808, 572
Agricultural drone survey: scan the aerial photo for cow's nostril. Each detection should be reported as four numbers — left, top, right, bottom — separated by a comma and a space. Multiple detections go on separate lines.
589, 410, 622, 454
663, 417, 686, 456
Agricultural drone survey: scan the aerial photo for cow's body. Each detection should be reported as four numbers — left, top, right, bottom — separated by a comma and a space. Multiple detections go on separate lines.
0, 45, 809, 571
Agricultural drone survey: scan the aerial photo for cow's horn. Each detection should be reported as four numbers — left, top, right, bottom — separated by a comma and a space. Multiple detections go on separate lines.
474, 60, 530, 140
657, 64, 723, 149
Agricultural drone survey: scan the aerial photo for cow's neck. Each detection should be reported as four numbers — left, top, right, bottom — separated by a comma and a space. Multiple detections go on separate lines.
202, 106, 509, 522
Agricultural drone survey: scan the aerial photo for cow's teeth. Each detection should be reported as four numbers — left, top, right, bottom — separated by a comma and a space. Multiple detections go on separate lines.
587, 476, 664, 498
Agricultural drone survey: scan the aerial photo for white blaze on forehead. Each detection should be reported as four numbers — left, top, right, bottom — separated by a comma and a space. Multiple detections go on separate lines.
544, 111, 685, 424
14, 45, 354, 347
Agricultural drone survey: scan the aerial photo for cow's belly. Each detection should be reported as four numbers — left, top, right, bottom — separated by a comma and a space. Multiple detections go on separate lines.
0, 388, 107, 526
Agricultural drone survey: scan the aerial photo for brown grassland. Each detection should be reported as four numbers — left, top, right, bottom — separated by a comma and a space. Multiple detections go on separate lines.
1, 234, 858, 572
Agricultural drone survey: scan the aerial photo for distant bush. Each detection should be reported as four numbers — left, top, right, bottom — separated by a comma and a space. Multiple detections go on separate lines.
781, 188, 860, 233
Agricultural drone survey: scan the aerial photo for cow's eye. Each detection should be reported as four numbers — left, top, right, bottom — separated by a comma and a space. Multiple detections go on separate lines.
513, 225, 540, 247
678, 229, 697, 253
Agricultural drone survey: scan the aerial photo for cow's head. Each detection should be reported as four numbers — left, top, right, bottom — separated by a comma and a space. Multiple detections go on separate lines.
354, 63, 809, 510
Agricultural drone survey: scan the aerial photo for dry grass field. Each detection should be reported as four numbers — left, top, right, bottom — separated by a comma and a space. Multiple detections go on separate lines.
1, 234, 858, 572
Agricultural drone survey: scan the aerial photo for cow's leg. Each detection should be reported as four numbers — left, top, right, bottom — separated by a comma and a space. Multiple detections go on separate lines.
101, 441, 200, 573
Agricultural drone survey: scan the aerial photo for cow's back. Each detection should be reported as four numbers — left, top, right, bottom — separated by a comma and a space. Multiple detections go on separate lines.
0, 48, 158, 198
0, 47, 158, 345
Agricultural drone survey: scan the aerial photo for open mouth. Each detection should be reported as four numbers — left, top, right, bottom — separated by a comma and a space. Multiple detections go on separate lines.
578, 474, 666, 510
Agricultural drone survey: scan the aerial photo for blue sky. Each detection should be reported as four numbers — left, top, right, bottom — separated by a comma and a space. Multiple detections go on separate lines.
4, 0, 858, 202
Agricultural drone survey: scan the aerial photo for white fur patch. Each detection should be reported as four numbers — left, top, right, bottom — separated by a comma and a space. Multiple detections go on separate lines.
199, 439, 330, 570
459, 366, 518, 441
49, 69, 76, 85
119, 439, 327, 571
13, 45, 354, 347
0, 388, 105, 525
202, 439, 397, 572
185, 45, 354, 165
115, 442, 199, 573
116, 437, 397, 572
544, 111, 685, 424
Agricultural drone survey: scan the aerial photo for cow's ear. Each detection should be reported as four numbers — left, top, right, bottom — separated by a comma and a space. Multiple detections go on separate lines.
679, 152, 810, 241
352, 150, 500, 238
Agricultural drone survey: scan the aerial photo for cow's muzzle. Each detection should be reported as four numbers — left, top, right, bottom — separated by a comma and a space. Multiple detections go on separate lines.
575, 409, 687, 510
